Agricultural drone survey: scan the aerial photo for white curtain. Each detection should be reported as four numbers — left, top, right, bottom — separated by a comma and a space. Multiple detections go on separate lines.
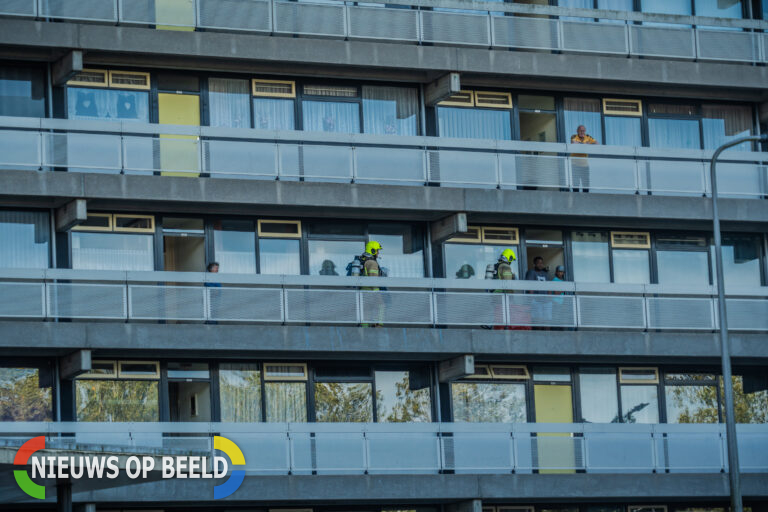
702, 104, 752, 151
208, 78, 251, 128
265, 382, 307, 422
564, 98, 602, 143
219, 364, 262, 422
68, 88, 149, 123
362, 86, 418, 136
71, 233, 154, 271
0, 211, 49, 269
438, 107, 511, 140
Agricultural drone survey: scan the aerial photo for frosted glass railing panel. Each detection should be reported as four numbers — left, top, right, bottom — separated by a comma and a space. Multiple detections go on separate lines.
0, 130, 40, 169
354, 146, 425, 185
429, 150, 497, 187
204, 139, 278, 178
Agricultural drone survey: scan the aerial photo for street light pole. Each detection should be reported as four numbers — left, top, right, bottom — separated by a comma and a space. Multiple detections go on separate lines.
709, 133, 767, 512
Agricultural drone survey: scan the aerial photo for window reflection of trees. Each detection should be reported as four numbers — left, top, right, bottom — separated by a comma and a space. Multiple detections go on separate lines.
451, 382, 527, 423
0, 368, 52, 421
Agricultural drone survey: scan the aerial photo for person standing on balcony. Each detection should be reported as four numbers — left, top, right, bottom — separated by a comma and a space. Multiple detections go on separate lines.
570, 124, 598, 193
493, 249, 528, 330
361, 241, 384, 327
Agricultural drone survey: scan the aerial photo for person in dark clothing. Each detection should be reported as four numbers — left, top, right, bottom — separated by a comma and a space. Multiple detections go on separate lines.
525, 256, 552, 325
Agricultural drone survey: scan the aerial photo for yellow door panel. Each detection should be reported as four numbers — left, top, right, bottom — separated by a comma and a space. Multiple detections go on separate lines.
534, 384, 575, 474
158, 93, 200, 177
155, 0, 195, 31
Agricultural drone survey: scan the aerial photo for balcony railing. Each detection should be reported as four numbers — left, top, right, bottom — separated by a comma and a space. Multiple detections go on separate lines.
1, 117, 767, 198
1, 0, 767, 64
2, 269, 768, 331
2, 422, 767, 474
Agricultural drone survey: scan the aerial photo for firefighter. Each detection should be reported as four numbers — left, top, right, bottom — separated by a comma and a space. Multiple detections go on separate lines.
496, 248, 516, 280
360, 241, 383, 327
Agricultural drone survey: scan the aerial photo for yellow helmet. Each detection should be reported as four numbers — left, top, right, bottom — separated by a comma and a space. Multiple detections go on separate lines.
365, 240, 382, 256
500, 248, 516, 263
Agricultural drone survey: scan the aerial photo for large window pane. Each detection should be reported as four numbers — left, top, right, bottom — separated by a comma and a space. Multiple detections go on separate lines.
314, 382, 373, 422
68, 88, 149, 123
259, 239, 300, 275
701, 104, 752, 151
308, 239, 362, 276
0, 211, 49, 268
302, 101, 360, 133
648, 118, 701, 149
641, 0, 691, 15
656, 250, 709, 286
564, 98, 602, 144
579, 368, 619, 423
571, 232, 610, 283
362, 86, 418, 136
718, 235, 762, 289
0, 365, 53, 421
612, 249, 650, 284
730, 376, 768, 424
253, 98, 295, 130
519, 112, 558, 142
438, 107, 511, 140
0, 67, 45, 117
695, 0, 743, 18
209, 78, 251, 128
219, 363, 262, 422
620, 385, 659, 423
369, 225, 425, 278
597, 0, 633, 11
375, 370, 432, 423
665, 384, 719, 423
445, 243, 520, 280
604, 116, 642, 146
265, 382, 306, 422
451, 382, 527, 422
213, 220, 255, 274
76, 380, 159, 422
71, 232, 154, 271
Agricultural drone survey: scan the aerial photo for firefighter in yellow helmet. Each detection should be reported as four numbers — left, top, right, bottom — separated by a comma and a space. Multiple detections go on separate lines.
361, 241, 383, 327
361, 240, 382, 277
496, 248, 516, 280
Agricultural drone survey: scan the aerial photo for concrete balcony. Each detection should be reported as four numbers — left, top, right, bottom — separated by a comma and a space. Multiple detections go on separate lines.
2, 269, 768, 332
2, 117, 767, 199
0, 0, 766, 64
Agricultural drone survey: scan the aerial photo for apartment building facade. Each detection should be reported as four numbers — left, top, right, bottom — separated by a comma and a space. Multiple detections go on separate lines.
0, 0, 767, 511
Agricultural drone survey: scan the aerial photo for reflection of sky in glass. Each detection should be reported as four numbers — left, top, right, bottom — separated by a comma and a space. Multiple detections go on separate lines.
572, 239, 610, 283
214, 229, 255, 274
309, 240, 362, 276
612, 250, 650, 284
445, 244, 519, 280
620, 385, 658, 423
579, 370, 618, 423
260, 239, 300, 275
375, 371, 431, 422
656, 250, 709, 286
716, 240, 761, 289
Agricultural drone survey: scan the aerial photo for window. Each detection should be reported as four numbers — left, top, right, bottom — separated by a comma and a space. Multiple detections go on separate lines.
71, 213, 155, 271
67, 69, 150, 123
302, 84, 360, 134
718, 235, 762, 289
579, 368, 619, 423
375, 370, 432, 422
209, 78, 251, 128
0, 210, 49, 269
308, 238, 363, 276
362, 86, 419, 136
655, 235, 710, 286
452, 381, 527, 422
664, 373, 719, 424
647, 103, 700, 150
619, 367, 659, 423
437, 90, 512, 140
0, 363, 53, 421
571, 231, 610, 283
315, 382, 373, 422
611, 231, 651, 285
731, 375, 768, 424
368, 224, 425, 278
0, 66, 45, 117
445, 225, 520, 280
213, 219, 256, 274
640, 0, 691, 16
265, 363, 307, 422
253, 79, 296, 131
219, 363, 262, 422
695, 0, 743, 18
603, 99, 642, 147
518, 95, 557, 143
701, 104, 753, 151
257, 219, 301, 275
76, 360, 159, 422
